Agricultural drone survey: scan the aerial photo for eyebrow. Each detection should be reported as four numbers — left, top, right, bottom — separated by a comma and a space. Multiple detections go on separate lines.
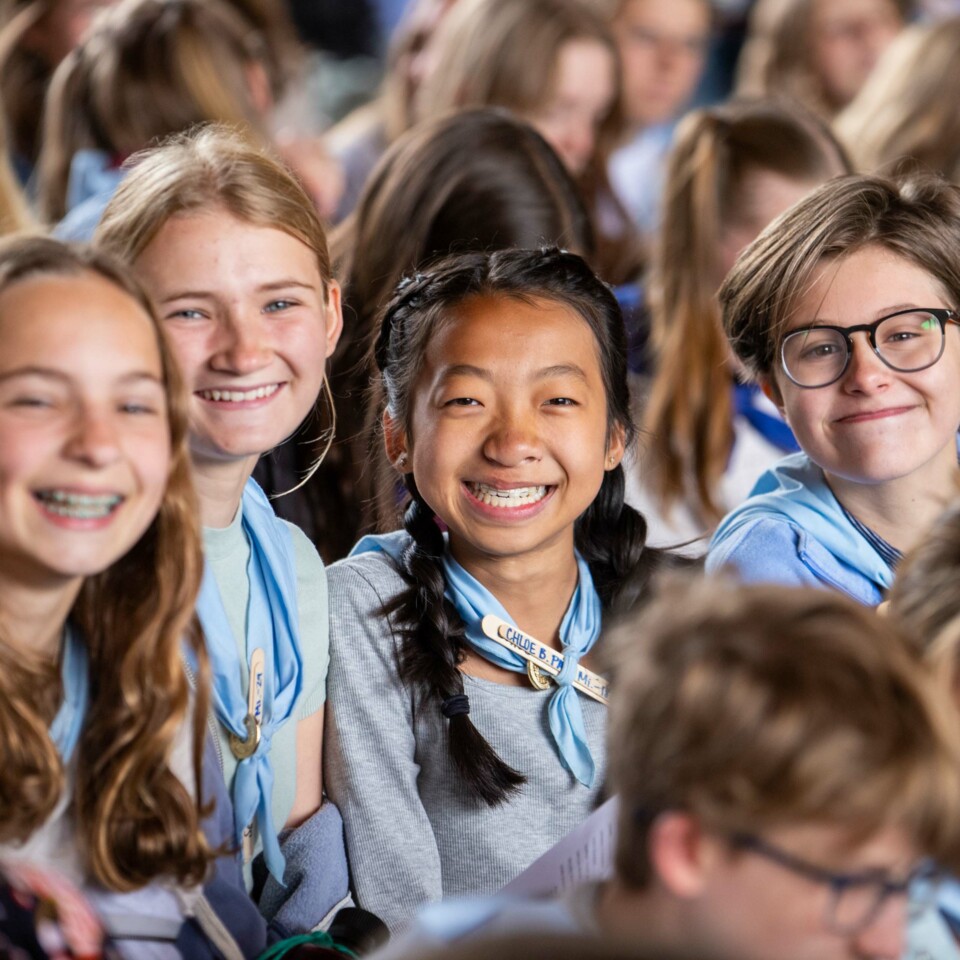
158, 278, 318, 303
0, 366, 163, 386
439, 363, 589, 382
802, 303, 930, 326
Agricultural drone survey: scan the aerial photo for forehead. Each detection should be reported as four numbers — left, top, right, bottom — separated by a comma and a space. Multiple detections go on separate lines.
786, 246, 947, 329
141, 209, 321, 278
760, 820, 918, 873
618, 0, 710, 33
812, 0, 900, 29
424, 293, 604, 373
554, 38, 616, 93
0, 271, 160, 370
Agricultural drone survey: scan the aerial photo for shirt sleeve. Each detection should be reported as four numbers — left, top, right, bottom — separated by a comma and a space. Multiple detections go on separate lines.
705, 517, 824, 588
283, 521, 329, 720
324, 558, 444, 934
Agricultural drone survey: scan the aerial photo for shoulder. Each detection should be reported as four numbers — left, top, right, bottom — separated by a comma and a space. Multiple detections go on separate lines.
328, 541, 409, 601
706, 516, 810, 584
280, 519, 326, 579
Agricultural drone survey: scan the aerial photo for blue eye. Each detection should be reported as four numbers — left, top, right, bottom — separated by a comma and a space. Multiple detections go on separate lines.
264, 299, 298, 313
167, 308, 205, 321
120, 401, 159, 415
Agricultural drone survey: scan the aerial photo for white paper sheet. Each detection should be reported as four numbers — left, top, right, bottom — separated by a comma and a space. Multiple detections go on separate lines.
502, 796, 619, 897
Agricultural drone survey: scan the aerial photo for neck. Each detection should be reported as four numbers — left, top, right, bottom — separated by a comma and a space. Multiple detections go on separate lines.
594, 879, 689, 954
0, 569, 81, 663
191, 453, 259, 528
450, 537, 580, 644
827, 459, 960, 553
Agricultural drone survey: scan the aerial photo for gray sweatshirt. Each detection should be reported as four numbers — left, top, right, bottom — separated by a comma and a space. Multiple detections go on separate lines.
325, 543, 607, 933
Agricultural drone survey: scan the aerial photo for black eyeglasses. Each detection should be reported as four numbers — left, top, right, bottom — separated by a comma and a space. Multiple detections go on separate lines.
730, 832, 940, 935
780, 307, 960, 388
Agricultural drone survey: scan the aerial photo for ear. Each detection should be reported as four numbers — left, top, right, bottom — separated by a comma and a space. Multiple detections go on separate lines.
605, 422, 627, 472
323, 279, 344, 358
760, 374, 785, 417
382, 408, 410, 474
647, 812, 711, 899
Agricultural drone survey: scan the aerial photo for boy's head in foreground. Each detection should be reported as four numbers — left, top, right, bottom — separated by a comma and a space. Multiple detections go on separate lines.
605, 576, 960, 960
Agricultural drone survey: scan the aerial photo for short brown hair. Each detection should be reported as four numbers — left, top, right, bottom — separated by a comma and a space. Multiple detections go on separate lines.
718, 172, 960, 379
607, 575, 960, 887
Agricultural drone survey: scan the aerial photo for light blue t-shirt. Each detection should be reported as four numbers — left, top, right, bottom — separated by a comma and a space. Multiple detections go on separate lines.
203, 508, 329, 882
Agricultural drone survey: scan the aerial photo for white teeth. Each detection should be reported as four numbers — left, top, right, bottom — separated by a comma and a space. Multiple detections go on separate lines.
198, 384, 280, 403
35, 490, 123, 519
468, 482, 548, 507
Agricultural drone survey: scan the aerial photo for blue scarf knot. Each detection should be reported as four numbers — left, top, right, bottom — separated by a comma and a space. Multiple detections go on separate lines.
352, 531, 601, 787
196, 478, 303, 884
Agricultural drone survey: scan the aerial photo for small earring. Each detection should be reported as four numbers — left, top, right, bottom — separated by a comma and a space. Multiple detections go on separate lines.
397, 453, 408, 468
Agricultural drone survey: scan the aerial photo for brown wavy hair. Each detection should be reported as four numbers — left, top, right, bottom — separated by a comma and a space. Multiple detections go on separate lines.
0, 235, 212, 891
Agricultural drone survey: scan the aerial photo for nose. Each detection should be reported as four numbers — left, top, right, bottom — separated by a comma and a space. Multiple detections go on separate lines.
211, 310, 272, 375
482, 408, 543, 467
840, 332, 891, 393
64, 406, 122, 468
851, 892, 906, 960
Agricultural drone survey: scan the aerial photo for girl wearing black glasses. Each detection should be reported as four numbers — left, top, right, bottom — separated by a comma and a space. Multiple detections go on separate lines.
706, 173, 960, 604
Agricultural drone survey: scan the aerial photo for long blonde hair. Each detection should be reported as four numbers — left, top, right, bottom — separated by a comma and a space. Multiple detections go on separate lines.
0, 236, 211, 891
37, 0, 269, 224
835, 19, 960, 183
642, 99, 849, 525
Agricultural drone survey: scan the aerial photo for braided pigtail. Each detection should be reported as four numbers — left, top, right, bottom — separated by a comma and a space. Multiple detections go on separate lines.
576, 466, 688, 617
387, 483, 526, 805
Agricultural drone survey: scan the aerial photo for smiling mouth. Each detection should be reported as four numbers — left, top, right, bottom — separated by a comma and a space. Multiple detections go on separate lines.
837, 406, 914, 423
34, 490, 124, 519
465, 481, 549, 507
196, 384, 281, 403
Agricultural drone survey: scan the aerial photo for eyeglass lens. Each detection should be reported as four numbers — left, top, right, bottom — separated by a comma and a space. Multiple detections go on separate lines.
826, 868, 938, 935
783, 311, 945, 388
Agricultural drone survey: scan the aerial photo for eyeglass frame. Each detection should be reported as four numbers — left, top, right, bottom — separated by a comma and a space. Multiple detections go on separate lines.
729, 830, 940, 935
779, 307, 960, 389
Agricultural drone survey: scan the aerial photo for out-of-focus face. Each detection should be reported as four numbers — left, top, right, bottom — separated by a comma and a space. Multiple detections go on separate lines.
689, 820, 919, 960
28, 0, 117, 66
613, 0, 710, 129
809, 0, 903, 110
717, 169, 826, 283
0, 271, 170, 592
524, 38, 617, 177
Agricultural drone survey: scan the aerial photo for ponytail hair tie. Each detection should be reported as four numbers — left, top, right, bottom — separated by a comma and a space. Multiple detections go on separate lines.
441, 694, 470, 719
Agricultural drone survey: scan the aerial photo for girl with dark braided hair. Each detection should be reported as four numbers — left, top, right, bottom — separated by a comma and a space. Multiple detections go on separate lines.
325, 247, 676, 932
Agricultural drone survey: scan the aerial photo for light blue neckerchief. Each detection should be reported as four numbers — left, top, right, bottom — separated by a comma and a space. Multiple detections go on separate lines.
50, 625, 88, 764
351, 531, 601, 786
709, 452, 895, 591
196, 478, 303, 884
